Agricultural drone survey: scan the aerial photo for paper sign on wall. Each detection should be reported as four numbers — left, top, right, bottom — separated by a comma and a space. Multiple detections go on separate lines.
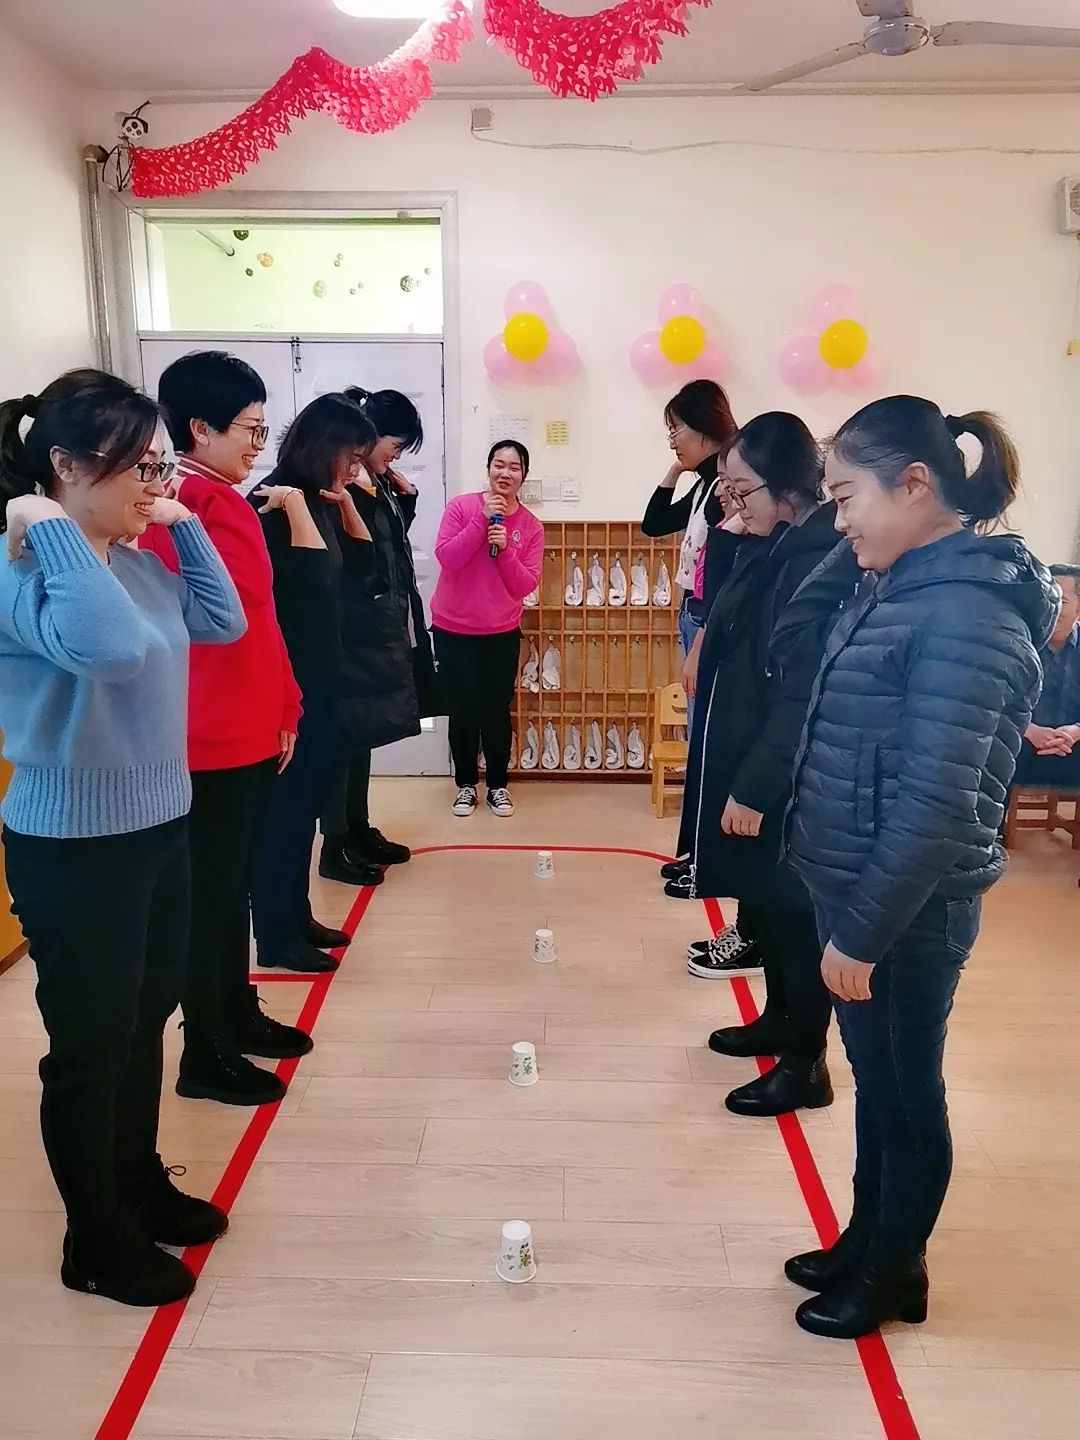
488, 413, 530, 448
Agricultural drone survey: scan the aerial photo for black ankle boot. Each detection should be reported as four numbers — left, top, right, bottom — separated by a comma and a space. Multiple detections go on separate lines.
231, 983, 315, 1058
795, 1256, 929, 1339
305, 918, 350, 950
785, 1222, 872, 1292
256, 940, 339, 975
660, 856, 691, 881
61, 1222, 195, 1307
347, 826, 410, 867
725, 1053, 834, 1117
127, 1157, 229, 1247
177, 1030, 287, 1106
319, 841, 384, 887
708, 1014, 786, 1059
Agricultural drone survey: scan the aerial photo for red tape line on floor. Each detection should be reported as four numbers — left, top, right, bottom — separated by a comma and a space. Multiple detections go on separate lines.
96, 848, 918, 1440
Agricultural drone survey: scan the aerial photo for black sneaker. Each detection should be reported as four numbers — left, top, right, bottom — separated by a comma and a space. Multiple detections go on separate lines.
177, 1031, 287, 1107
348, 826, 411, 866
131, 1158, 229, 1247
61, 1223, 195, 1307
687, 926, 762, 978
660, 856, 692, 881
256, 940, 339, 975
318, 842, 384, 887
232, 983, 315, 1059
664, 870, 695, 899
305, 918, 350, 950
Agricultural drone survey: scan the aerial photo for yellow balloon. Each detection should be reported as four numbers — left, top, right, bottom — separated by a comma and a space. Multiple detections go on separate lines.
660, 315, 706, 366
504, 312, 549, 362
819, 319, 868, 370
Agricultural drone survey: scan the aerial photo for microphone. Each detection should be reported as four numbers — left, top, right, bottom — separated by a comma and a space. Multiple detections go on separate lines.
489, 509, 503, 559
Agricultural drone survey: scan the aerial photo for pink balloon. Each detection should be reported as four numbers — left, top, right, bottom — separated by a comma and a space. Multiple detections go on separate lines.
690, 338, 728, 383
533, 329, 579, 384
503, 281, 550, 322
629, 331, 676, 386
808, 283, 860, 332
778, 335, 831, 395
657, 283, 704, 324
834, 349, 886, 395
484, 335, 528, 385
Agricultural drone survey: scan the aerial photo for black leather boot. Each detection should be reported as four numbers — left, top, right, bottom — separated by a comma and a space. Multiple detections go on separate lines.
176, 1029, 287, 1106
318, 840, 384, 887
785, 1221, 872, 1292
660, 856, 691, 881
62, 1221, 195, 1307
708, 1013, 786, 1058
305, 918, 350, 950
256, 940, 339, 975
125, 1157, 229, 1248
232, 982, 315, 1058
725, 1053, 833, 1117
795, 1256, 929, 1339
347, 826, 410, 866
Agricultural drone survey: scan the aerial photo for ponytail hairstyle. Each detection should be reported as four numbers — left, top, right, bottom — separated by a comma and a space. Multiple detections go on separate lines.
832, 395, 1019, 529
0, 369, 160, 534
730, 412, 823, 508
343, 386, 423, 454
275, 393, 377, 495
663, 379, 738, 448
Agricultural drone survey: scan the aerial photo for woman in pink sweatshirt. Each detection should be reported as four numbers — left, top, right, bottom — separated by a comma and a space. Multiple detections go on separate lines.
431, 441, 544, 818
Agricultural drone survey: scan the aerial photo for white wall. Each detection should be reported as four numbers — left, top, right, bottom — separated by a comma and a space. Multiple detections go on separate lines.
0, 26, 92, 395
84, 90, 1080, 560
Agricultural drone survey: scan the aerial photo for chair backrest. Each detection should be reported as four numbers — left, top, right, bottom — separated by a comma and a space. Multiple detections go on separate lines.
655, 682, 688, 734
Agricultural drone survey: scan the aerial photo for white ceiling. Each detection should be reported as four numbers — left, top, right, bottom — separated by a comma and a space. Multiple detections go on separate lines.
5, 0, 1080, 94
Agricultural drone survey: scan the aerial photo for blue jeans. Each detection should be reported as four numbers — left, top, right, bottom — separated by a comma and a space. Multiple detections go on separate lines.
678, 601, 705, 731
813, 893, 981, 1263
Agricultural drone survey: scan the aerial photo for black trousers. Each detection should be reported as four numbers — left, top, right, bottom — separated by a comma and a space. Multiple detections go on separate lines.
3, 817, 189, 1240
320, 746, 372, 842
184, 760, 276, 1045
433, 627, 521, 789
1013, 746, 1080, 787
252, 687, 337, 953
741, 903, 831, 1061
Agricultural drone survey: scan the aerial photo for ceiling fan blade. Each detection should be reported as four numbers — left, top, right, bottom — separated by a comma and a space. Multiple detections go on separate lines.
857, 1, 914, 19
736, 40, 870, 93
934, 21, 1080, 49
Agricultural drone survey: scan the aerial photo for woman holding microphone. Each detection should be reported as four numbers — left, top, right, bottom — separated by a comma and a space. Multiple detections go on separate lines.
431, 440, 544, 818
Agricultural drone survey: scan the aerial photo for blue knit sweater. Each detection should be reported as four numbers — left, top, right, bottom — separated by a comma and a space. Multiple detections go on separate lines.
0, 516, 245, 839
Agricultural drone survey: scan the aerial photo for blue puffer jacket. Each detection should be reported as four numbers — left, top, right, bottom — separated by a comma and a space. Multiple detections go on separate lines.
782, 529, 1057, 964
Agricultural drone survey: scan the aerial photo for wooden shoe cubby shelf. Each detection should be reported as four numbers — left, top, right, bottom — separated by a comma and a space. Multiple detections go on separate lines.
510, 521, 683, 781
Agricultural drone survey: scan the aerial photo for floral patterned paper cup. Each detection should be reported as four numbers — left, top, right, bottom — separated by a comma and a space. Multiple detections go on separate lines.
535, 851, 555, 878
496, 1220, 537, 1284
532, 928, 556, 964
509, 1041, 538, 1087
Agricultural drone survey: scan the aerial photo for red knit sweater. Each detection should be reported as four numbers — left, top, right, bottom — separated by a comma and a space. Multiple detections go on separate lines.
140, 459, 302, 771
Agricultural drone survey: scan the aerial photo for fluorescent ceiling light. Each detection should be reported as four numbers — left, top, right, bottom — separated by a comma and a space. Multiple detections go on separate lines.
332, 0, 432, 16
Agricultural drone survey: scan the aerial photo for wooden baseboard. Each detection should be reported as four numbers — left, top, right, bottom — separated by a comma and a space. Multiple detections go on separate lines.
0, 941, 27, 977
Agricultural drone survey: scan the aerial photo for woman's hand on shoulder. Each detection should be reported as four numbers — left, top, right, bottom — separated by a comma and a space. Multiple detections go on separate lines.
146, 496, 192, 528
320, 486, 372, 541
5, 495, 69, 559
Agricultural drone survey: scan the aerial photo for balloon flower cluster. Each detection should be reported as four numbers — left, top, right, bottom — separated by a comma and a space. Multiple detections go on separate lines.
484, 282, 580, 385
778, 285, 884, 396
628, 285, 727, 387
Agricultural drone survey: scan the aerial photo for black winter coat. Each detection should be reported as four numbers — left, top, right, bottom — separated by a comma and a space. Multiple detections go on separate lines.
784, 529, 1056, 963
337, 473, 439, 752
680, 502, 851, 908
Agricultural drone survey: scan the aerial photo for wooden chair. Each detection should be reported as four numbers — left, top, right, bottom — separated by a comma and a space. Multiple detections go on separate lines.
651, 682, 689, 818
1003, 787, 1080, 850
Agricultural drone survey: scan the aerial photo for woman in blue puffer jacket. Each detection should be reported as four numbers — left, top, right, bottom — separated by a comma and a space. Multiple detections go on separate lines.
777, 395, 1056, 1340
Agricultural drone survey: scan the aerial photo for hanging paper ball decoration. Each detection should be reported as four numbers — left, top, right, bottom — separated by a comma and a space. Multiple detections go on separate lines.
779, 287, 883, 395
819, 318, 868, 370
629, 285, 727, 387
485, 283, 579, 384
313, 280, 327, 298
257, 252, 273, 267
505, 312, 549, 362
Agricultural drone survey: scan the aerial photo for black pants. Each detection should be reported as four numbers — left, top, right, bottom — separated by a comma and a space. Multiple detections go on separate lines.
742, 903, 831, 1061
184, 760, 276, 1045
321, 746, 371, 843
813, 893, 981, 1263
1012, 746, 1080, 787
252, 687, 337, 954
433, 627, 521, 789
3, 818, 188, 1240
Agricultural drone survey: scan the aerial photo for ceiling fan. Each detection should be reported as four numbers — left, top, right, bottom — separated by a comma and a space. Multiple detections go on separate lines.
738, 0, 1080, 92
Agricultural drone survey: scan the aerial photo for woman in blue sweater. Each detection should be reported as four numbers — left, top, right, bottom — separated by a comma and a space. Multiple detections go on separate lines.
0, 370, 245, 1308
780, 397, 1056, 1339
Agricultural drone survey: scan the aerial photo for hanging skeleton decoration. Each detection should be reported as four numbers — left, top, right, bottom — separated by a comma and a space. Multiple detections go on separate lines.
101, 102, 150, 193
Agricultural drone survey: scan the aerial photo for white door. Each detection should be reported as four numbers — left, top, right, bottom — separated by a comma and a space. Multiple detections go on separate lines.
292, 338, 448, 777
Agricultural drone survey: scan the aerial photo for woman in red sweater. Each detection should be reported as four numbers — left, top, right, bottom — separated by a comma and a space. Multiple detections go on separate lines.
143, 351, 317, 1107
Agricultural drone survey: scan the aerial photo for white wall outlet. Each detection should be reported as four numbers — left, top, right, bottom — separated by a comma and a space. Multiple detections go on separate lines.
540, 477, 562, 503
559, 477, 581, 502
521, 478, 542, 504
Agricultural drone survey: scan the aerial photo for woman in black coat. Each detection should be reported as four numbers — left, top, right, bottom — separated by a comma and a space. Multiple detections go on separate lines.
782, 396, 1055, 1340
318, 387, 437, 886
682, 413, 853, 1119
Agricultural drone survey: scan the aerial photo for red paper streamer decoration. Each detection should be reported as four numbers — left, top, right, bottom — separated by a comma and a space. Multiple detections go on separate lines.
130, 0, 473, 197
484, 0, 709, 100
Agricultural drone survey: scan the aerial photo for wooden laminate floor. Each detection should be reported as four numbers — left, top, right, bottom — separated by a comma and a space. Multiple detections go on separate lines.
0, 779, 1077, 1439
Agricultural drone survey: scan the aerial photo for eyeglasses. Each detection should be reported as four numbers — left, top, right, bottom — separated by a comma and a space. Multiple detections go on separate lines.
723, 481, 769, 510
87, 452, 175, 486
229, 422, 270, 447
666, 423, 690, 445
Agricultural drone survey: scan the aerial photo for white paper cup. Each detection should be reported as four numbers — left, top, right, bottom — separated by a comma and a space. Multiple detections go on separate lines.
532, 928, 556, 965
509, 1041, 538, 1087
534, 851, 555, 878
496, 1220, 537, 1283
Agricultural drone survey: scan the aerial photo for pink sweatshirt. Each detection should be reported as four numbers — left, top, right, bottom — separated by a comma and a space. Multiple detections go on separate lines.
431, 491, 545, 635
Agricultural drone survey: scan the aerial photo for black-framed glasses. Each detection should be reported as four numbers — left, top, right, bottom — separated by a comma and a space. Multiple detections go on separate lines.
88, 452, 175, 486
724, 481, 769, 510
229, 422, 270, 446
